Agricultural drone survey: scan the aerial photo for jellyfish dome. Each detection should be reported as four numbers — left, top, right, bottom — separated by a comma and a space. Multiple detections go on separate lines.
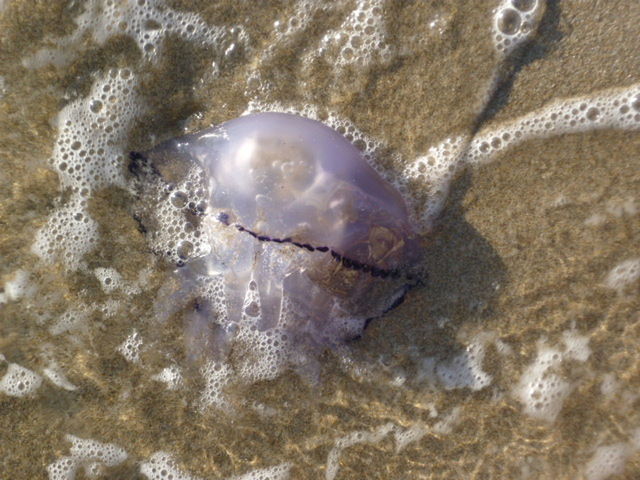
134, 112, 423, 380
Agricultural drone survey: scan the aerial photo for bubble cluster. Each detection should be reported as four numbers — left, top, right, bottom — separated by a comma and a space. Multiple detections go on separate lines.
403, 136, 468, 229
140, 451, 291, 480
492, 0, 544, 56
49, 306, 90, 336
43, 364, 78, 392
325, 423, 395, 480
313, 0, 392, 68
435, 337, 492, 391
199, 359, 234, 412
514, 331, 591, 423
403, 83, 640, 230
132, 158, 212, 266
604, 258, 640, 293
47, 435, 127, 480
467, 84, 640, 166
514, 345, 571, 422
7, 1, 639, 477
31, 69, 140, 270
393, 423, 428, 453
0, 269, 35, 302
150, 364, 183, 391
0, 357, 43, 397
117, 330, 143, 363
323, 414, 462, 480
583, 443, 637, 480
23, 0, 247, 68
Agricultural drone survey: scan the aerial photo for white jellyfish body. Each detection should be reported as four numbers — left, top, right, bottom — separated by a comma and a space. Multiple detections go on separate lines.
135, 113, 423, 366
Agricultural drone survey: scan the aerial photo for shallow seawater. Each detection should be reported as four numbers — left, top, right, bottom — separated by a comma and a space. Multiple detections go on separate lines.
0, 1, 639, 479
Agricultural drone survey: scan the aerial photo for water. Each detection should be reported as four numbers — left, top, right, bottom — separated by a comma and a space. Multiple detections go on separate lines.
0, 1, 639, 479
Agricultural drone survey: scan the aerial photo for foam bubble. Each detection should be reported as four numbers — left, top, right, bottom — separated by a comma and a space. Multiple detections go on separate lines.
49, 306, 90, 336
31, 69, 141, 270
325, 423, 395, 480
140, 452, 199, 480
117, 330, 143, 363
514, 344, 570, 422
467, 84, 640, 167
0, 361, 43, 397
403, 83, 640, 231
47, 435, 127, 480
562, 330, 591, 362
151, 365, 184, 391
199, 359, 234, 412
435, 334, 493, 391
513, 333, 591, 423
604, 258, 640, 293
492, 0, 544, 57
42, 355, 79, 392
140, 451, 291, 480
584, 443, 633, 480
393, 423, 428, 453
310, 0, 392, 68
23, 0, 246, 68
94, 267, 124, 294
1, 269, 36, 302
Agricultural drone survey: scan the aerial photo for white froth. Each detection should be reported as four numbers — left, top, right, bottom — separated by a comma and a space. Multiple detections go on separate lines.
233, 280, 291, 383
435, 334, 493, 391
40, 335, 78, 393
49, 306, 90, 336
141, 452, 200, 480
604, 258, 640, 293
43, 367, 78, 392
514, 344, 569, 422
140, 451, 291, 480
324, 414, 461, 480
583, 443, 634, 480
151, 364, 184, 390
492, 0, 544, 57
393, 423, 428, 453
32, 69, 140, 270
600, 373, 620, 398
311, 0, 391, 68
431, 406, 462, 435
467, 84, 640, 166
0, 361, 43, 397
48, 435, 127, 480
23, 0, 246, 68
402, 83, 640, 231
561, 330, 592, 362
94, 267, 124, 294
514, 331, 591, 423
2, 269, 36, 302
199, 359, 234, 412
403, 136, 469, 229
27, 1, 250, 273
117, 330, 143, 363
325, 423, 395, 480
143, 165, 212, 266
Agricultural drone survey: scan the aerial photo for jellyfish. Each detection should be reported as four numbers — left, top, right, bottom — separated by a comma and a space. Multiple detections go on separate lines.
131, 112, 424, 381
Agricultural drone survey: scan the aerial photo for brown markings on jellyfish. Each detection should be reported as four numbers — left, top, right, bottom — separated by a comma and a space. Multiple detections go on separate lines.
217, 217, 418, 283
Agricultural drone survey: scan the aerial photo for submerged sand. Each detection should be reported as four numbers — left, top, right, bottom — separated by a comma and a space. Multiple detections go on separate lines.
0, 1, 639, 479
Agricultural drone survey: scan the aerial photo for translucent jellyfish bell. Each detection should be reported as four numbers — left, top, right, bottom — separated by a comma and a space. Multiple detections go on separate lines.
135, 112, 423, 367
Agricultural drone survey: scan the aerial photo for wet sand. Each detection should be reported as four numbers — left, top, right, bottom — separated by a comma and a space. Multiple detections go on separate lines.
0, 1, 639, 479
